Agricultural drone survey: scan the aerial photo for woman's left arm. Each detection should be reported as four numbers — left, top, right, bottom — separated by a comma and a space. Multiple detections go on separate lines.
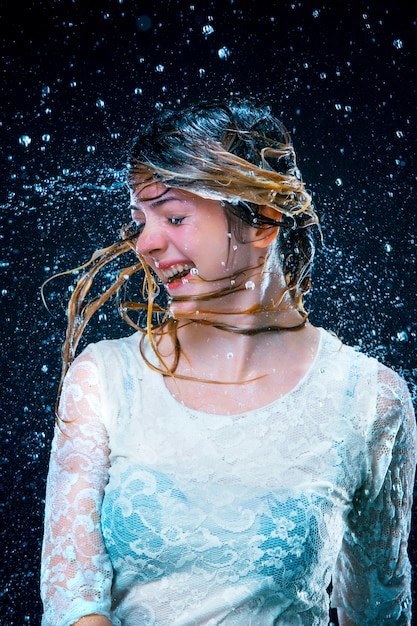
332, 365, 417, 625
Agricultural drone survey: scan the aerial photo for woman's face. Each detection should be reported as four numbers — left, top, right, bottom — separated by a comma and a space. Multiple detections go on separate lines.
129, 183, 262, 316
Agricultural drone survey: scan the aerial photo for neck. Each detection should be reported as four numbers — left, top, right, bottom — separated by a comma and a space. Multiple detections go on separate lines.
170, 268, 302, 329
162, 311, 310, 384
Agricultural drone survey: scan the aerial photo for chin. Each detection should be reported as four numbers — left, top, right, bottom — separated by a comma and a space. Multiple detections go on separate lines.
169, 300, 203, 320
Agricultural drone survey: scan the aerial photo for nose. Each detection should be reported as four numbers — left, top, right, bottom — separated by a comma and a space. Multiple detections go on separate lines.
135, 221, 168, 257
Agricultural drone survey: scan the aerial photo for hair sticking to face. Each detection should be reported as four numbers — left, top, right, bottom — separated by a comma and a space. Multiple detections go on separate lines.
128, 100, 319, 298
48, 99, 320, 418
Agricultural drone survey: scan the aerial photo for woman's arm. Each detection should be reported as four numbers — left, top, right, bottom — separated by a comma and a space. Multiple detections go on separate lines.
331, 365, 416, 625
41, 350, 113, 626
337, 610, 358, 626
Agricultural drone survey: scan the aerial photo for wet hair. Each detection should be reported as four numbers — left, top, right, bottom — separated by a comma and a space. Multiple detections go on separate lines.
46, 99, 320, 410
127, 99, 318, 297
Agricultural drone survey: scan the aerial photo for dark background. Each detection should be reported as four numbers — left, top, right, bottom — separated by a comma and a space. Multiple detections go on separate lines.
1, 0, 416, 623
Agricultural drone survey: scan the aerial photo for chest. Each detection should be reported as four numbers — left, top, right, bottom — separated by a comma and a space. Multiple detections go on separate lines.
163, 363, 311, 415
102, 458, 344, 591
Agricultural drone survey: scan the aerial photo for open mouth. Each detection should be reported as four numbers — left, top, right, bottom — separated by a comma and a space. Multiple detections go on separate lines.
160, 263, 196, 285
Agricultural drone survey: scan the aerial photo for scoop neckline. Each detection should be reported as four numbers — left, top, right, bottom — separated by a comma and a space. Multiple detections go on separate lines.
137, 327, 326, 420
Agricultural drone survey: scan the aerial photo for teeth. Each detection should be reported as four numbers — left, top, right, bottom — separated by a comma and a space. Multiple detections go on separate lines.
161, 263, 193, 282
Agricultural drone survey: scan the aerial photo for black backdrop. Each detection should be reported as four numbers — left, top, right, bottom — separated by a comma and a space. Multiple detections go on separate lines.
1, 1, 417, 623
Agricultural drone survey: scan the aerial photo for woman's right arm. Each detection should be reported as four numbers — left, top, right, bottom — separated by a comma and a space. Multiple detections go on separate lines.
41, 350, 114, 626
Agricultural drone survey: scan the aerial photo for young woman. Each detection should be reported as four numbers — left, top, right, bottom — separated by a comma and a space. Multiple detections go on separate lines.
41, 100, 417, 625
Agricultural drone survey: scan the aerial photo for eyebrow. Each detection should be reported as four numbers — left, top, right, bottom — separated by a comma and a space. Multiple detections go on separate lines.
130, 190, 183, 212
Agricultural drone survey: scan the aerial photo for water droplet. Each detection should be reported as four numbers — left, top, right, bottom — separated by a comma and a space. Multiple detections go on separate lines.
384, 243, 392, 252
42, 134, 51, 142
134, 87, 143, 95
87, 145, 96, 153
96, 99, 105, 108
137, 14, 152, 31
190, 267, 199, 275
41, 86, 50, 97
19, 135, 31, 147
218, 46, 231, 60
397, 330, 408, 342
393, 39, 403, 49
227, 352, 233, 359
335, 178, 343, 186
41, 365, 48, 373
156, 64, 165, 72
245, 280, 255, 290
198, 68, 206, 77
320, 72, 327, 79
395, 130, 404, 139
203, 24, 214, 36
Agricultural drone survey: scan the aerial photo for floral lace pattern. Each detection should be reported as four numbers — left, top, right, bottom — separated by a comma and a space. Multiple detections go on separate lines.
41, 330, 417, 625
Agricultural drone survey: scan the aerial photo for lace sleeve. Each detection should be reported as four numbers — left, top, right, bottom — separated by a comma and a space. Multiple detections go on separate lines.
332, 365, 417, 625
41, 349, 113, 626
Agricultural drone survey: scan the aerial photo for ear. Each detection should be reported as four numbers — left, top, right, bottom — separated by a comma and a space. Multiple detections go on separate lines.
252, 206, 281, 249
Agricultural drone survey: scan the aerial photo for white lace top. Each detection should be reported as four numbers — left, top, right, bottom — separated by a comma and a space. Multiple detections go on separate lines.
41, 328, 417, 626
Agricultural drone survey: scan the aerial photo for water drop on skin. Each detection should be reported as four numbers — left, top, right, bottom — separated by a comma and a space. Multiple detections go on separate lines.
245, 280, 255, 290
227, 352, 233, 359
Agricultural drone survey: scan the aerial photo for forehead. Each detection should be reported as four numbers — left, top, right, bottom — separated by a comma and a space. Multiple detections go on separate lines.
130, 182, 170, 205
130, 183, 212, 213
